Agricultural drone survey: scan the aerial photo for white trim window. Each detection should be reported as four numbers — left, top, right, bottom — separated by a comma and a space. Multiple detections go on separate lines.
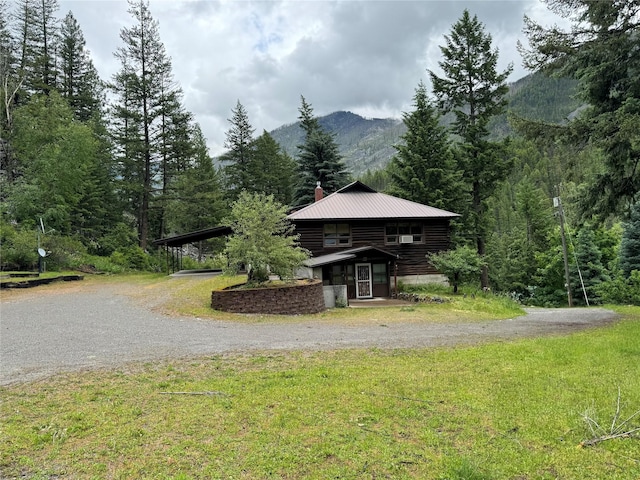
324, 223, 351, 247
385, 222, 423, 245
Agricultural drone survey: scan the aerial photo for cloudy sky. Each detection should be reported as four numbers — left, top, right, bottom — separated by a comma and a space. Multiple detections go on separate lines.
56, 0, 565, 156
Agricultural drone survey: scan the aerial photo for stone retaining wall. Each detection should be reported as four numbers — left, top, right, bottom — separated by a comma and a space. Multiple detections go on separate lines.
211, 279, 325, 315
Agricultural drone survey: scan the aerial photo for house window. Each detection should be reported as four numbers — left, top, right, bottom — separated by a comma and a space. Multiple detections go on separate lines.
372, 263, 387, 284
385, 223, 423, 244
324, 223, 351, 247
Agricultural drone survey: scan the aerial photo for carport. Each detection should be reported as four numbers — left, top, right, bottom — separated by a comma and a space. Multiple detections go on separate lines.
152, 226, 232, 273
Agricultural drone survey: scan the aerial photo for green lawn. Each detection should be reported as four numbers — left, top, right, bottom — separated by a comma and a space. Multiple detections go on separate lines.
1, 298, 638, 479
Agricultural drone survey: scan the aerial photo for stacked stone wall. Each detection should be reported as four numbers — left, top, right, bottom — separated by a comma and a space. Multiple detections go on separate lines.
211, 279, 325, 315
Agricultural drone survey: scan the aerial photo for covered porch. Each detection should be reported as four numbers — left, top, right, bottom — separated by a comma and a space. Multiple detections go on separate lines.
302, 246, 400, 300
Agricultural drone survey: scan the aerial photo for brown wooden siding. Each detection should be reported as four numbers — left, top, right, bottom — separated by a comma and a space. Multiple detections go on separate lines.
294, 219, 451, 277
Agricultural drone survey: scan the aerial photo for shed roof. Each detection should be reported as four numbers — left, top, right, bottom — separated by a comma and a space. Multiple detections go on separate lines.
288, 181, 459, 221
303, 245, 400, 268
152, 225, 232, 248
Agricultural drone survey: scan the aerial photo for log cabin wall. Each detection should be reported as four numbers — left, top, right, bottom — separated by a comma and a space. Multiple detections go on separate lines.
294, 219, 452, 277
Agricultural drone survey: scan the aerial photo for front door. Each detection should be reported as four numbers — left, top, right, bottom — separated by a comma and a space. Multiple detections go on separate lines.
355, 263, 373, 299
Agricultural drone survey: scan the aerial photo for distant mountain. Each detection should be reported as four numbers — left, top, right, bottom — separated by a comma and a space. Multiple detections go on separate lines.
270, 111, 405, 176
269, 72, 581, 177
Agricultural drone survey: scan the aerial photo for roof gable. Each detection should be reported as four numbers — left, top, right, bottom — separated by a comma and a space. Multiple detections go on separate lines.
288, 181, 459, 221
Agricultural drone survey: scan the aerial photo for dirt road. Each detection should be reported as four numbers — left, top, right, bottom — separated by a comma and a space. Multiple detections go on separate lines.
0, 282, 618, 385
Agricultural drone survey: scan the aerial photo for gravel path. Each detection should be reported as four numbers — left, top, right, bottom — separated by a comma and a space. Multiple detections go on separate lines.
0, 283, 618, 385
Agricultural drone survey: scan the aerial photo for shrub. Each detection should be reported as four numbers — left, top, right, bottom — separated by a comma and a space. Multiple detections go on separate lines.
594, 270, 640, 305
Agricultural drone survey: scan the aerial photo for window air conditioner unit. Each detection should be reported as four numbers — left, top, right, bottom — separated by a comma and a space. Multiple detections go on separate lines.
400, 235, 413, 244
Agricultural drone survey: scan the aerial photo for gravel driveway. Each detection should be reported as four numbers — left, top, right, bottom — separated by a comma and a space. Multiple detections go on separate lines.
0, 282, 618, 385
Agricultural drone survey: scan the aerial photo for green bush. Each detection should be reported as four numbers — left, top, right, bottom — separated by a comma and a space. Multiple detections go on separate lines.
40, 235, 87, 271
90, 222, 139, 256
595, 270, 640, 305
0, 224, 38, 270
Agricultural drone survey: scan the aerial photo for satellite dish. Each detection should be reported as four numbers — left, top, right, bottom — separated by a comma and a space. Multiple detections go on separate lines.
38, 248, 47, 258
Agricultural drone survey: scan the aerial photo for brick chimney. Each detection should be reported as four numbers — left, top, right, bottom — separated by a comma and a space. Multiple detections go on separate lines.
315, 181, 323, 202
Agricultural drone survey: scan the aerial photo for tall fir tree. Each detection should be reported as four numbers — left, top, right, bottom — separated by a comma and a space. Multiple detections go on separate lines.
0, 0, 18, 182
165, 124, 225, 236
521, 0, 640, 218
111, 0, 177, 249
13, 0, 59, 97
59, 11, 103, 122
293, 97, 349, 206
251, 130, 297, 205
387, 81, 463, 212
219, 100, 255, 200
430, 9, 513, 288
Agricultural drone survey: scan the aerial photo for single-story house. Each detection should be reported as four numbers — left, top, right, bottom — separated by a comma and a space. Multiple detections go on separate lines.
289, 181, 459, 299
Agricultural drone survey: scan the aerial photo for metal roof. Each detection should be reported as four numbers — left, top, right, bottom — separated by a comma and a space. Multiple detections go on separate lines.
304, 245, 400, 268
288, 181, 459, 221
152, 226, 232, 247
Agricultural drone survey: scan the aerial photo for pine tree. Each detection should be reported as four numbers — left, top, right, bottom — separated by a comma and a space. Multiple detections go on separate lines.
293, 97, 349, 205
112, 0, 176, 249
165, 124, 225, 236
59, 11, 103, 122
14, 0, 59, 96
0, 0, 18, 181
521, 0, 640, 217
387, 81, 463, 212
430, 9, 513, 288
620, 200, 640, 277
571, 227, 610, 305
298, 95, 320, 137
219, 100, 255, 200
251, 130, 297, 205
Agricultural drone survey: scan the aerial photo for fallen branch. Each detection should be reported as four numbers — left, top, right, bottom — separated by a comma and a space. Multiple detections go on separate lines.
580, 387, 640, 447
580, 429, 640, 447
364, 392, 434, 404
160, 391, 230, 397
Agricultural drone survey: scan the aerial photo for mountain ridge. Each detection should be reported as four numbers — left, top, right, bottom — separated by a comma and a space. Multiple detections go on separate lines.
269, 72, 580, 177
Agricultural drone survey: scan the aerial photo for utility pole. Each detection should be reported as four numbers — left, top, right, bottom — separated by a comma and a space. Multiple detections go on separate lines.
553, 194, 573, 307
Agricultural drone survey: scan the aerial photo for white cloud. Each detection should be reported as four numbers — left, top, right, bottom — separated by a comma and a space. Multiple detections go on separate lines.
58, 0, 566, 156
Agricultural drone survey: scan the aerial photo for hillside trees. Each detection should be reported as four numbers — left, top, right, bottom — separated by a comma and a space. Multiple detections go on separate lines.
388, 81, 463, 212
521, 0, 640, 218
220, 101, 296, 204
164, 124, 225, 237
294, 96, 350, 206
430, 9, 513, 288
5, 92, 112, 238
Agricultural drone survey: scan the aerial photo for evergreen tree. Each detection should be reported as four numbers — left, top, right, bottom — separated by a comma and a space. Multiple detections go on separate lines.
620, 200, 640, 277
165, 124, 225, 236
0, 0, 18, 182
59, 11, 103, 122
298, 95, 320, 137
13, 0, 59, 96
293, 97, 349, 206
251, 130, 296, 205
571, 227, 610, 305
111, 0, 177, 249
521, 0, 640, 217
219, 100, 255, 200
430, 9, 513, 288
388, 81, 463, 212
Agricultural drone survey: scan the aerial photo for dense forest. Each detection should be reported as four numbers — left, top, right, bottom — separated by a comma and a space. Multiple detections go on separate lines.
0, 0, 638, 306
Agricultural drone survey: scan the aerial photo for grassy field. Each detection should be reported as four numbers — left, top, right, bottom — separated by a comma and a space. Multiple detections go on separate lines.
1, 277, 638, 479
